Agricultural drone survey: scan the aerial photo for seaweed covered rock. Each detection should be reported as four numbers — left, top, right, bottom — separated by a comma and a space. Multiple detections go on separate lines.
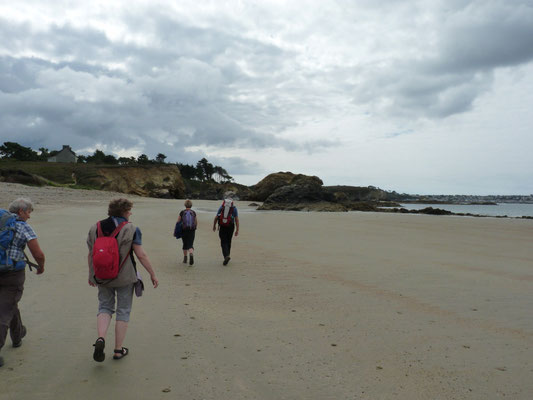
259, 201, 346, 212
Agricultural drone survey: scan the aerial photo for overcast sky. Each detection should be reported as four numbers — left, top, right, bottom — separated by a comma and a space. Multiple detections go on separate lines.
1, 0, 532, 194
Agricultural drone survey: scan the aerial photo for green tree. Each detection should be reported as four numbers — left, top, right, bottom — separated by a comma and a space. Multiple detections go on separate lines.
155, 153, 167, 163
177, 163, 199, 180
196, 158, 215, 181
86, 150, 107, 164
0, 142, 39, 161
103, 154, 118, 164
38, 147, 50, 161
118, 156, 136, 165
213, 165, 233, 183
137, 154, 150, 165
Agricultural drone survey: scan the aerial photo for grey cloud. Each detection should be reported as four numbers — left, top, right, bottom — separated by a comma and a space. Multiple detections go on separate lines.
437, 2, 533, 73
209, 156, 264, 176
0, 11, 332, 158
349, 1, 533, 120
1, 11, 338, 158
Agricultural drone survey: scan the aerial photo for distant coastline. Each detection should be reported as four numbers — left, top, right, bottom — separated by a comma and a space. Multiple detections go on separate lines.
398, 195, 533, 204
382, 202, 533, 219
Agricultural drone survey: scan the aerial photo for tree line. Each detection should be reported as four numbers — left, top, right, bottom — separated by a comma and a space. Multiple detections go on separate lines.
0, 141, 233, 183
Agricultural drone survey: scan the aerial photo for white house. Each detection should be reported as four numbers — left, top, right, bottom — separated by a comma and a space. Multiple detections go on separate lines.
48, 145, 77, 163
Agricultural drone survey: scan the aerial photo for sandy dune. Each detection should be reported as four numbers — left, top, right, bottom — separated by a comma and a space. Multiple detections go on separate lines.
1, 183, 533, 400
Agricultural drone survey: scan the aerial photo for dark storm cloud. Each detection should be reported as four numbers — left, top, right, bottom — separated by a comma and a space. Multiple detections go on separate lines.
437, 2, 533, 73
0, 14, 336, 162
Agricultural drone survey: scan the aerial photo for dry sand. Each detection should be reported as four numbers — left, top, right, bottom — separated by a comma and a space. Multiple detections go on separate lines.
1, 182, 533, 400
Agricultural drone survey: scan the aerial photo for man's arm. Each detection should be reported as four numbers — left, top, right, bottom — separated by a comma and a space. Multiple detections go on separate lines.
26, 238, 45, 275
234, 216, 239, 236
213, 216, 218, 231
132, 244, 159, 288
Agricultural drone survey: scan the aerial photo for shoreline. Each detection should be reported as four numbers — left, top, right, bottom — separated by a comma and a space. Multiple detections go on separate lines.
2, 181, 533, 219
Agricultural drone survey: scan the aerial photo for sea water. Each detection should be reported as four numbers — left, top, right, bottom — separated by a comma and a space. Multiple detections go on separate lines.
397, 203, 533, 218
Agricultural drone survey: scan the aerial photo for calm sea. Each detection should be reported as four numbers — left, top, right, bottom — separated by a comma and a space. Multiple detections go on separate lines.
397, 203, 533, 218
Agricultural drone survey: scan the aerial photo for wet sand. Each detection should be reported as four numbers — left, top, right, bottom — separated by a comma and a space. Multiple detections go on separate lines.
1, 182, 533, 400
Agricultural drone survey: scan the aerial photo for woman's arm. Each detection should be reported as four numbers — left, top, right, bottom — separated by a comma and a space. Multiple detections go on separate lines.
132, 244, 159, 288
87, 251, 96, 286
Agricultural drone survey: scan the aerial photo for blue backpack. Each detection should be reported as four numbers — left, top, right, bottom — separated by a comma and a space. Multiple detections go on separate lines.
182, 210, 196, 231
0, 209, 25, 272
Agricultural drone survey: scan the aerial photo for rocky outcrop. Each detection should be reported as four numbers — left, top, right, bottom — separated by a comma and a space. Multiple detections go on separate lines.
184, 181, 252, 200
325, 185, 393, 202
76, 165, 186, 198
257, 173, 342, 211
259, 201, 347, 212
250, 172, 324, 201
254, 173, 405, 212
0, 162, 186, 198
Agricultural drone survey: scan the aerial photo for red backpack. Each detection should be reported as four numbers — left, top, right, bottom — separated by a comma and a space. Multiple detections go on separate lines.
92, 221, 129, 280
218, 200, 235, 227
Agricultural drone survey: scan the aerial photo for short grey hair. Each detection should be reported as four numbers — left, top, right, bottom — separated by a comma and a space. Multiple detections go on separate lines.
184, 199, 192, 208
9, 197, 34, 214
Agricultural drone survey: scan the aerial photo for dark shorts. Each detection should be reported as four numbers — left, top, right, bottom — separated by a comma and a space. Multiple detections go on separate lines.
181, 229, 195, 250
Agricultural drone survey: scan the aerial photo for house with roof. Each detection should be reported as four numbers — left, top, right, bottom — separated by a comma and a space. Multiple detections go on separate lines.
47, 145, 77, 163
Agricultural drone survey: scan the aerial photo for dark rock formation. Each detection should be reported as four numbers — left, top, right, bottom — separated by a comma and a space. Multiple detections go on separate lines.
250, 172, 323, 201
386, 207, 453, 216
254, 173, 406, 212
259, 201, 347, 212
418, 207, 453, 215
325, 185, 394, 202
257, 173, 342, 211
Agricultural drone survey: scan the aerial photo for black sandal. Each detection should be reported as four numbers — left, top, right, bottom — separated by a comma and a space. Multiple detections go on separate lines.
113, 347, 129, 360
93, 337, 105, 362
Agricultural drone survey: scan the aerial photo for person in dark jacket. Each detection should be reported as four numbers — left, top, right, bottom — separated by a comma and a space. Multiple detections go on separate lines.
212, 198, 239, 265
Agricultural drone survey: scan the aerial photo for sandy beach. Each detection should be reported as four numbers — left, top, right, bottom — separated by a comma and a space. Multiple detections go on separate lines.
1, 182, 533, 400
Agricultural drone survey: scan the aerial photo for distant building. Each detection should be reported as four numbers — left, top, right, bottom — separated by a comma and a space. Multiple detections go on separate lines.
48, 145, 77, 163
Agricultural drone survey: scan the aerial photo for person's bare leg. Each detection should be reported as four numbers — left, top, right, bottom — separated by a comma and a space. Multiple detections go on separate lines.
188, 248, 194, 265
115, 320, 128, 350
97, 313, 112, 338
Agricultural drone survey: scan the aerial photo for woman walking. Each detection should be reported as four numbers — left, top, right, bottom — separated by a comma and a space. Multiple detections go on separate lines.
177, 199, 197, 265
87, 198, 158, 362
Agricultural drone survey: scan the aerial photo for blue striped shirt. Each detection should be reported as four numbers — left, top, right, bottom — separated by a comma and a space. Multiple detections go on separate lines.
7, 218, 37, 266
